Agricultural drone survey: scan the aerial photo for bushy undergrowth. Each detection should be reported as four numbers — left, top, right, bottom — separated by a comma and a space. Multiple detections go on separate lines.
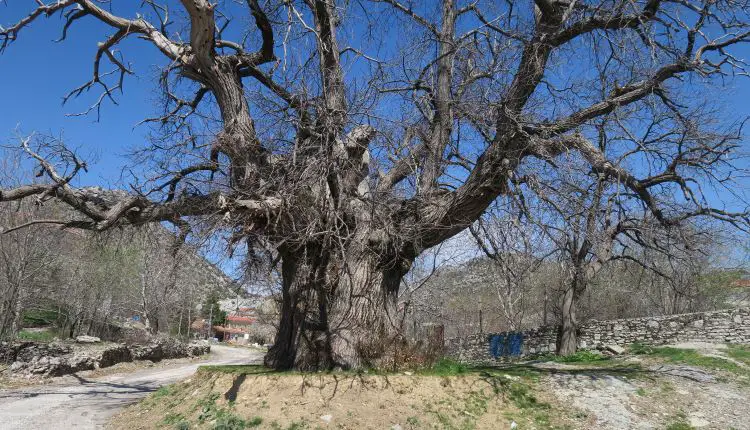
16, 329, 56, 342
421, 358, 468, 376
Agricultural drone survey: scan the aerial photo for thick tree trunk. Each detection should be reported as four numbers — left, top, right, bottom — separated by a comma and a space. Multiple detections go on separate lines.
265, 245, 409, 370
0, 286, 16, 339
557, 283, 578, 356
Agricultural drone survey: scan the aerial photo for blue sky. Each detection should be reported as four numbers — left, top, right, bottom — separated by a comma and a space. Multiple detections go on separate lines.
0, 3, 170, 187
2, 2, 749, 186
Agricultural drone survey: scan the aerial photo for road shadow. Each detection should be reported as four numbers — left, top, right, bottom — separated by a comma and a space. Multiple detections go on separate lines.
0, 373, 158, 400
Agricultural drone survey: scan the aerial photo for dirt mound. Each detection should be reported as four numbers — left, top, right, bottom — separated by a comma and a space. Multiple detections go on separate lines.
110, 367, 570, 430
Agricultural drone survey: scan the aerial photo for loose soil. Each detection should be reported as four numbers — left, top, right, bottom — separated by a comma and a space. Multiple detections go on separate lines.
109, 368, 573, 429
109, 344, 750, 430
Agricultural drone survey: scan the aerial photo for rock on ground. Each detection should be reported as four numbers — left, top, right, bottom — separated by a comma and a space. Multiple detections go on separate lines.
2, 338, 209, 378
604, 344, 626, 355
544, 371, 656, 429
541, 356, 750, 430
648, 364, 716, 383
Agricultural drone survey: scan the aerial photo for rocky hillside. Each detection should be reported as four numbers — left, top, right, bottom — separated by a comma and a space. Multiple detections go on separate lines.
2, 190, 241, 340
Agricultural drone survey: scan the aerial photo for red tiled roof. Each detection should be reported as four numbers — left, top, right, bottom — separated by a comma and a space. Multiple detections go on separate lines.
215, 326, 247, 334
190, 319, 207, 330
731, 279, 750, 288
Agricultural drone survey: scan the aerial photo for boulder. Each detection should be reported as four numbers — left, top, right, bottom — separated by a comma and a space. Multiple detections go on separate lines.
127, 338, 209, 361
75, 335, 101, 343
152, 336, 185, 359
98, 344, 132, 368
0, 341, 34, 363
605, 344, 626, 355
15, 342, 71, 363
129, 342, 164, 362
186, 341, 210, 357
7, 341, 132, 377
5, 337, 209, 379
649, 364, 716, 383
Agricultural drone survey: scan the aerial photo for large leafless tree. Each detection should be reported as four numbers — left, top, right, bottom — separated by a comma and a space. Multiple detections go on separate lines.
1, 0, 749, 369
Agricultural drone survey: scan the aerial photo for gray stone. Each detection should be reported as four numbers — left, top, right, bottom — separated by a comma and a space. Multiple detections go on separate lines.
689, 416, 710, 427
75, 335, 101, 343
648, 365, 716, 383
129, 342, 164, 361
605, 344, 626, 355
445, 308, 750, 364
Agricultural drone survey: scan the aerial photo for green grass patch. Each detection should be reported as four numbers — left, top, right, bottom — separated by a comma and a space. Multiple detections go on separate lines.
726, 344, 750, 365
481, 372, 556, 429
194, 392, 262, 429
503, 380, 548, 410
16, 329, 56, 342
630, 344, 745, 374
665, 412, 695, 430
153, 385, 175, 399
419, 358, 469, 376
143, 384, 189, 410
21, 308, 60, 327
162, 412, 186, 425
631, 343, 750, 386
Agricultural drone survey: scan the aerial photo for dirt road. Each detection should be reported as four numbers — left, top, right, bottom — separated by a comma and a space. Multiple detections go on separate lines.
0, 344, 263, 429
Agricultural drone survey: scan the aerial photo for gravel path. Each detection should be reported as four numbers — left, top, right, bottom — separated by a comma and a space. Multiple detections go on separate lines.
541, 353, 750, 429
0, 345, 263, 429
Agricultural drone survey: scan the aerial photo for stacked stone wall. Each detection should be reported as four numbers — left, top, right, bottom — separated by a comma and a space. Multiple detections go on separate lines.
445, 308, 750, 364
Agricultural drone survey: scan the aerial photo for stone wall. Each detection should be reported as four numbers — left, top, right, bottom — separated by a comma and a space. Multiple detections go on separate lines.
445, 307, 750, 364
1, 338, 210, 377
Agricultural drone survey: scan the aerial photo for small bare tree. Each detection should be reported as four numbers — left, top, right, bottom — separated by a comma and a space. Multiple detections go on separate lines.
522, 114, 746, 354
470, 208, 553, 330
